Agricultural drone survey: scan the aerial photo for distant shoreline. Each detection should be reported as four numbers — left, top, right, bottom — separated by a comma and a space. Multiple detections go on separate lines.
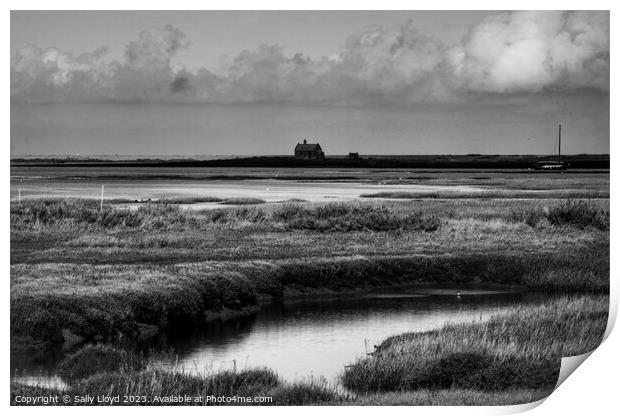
10, 154, 611, 170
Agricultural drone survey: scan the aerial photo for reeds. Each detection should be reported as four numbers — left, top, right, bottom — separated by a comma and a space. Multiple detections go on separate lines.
10, 199, 187, 230
360, 190, 609, 199
546, 199, 609, 230
508, 199, 609, 230
11, 200, 439, 232
58, 344, 145, 381
12, 361, 345, 406
341, 294, 608, 393
220, 198, 267, 205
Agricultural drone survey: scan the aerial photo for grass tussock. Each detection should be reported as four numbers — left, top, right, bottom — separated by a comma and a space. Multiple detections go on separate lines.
154, 197, 223, 204
10, 200, 188, 230
508, 206, 547, 227
75, 368, 280, 400
508, 199, 609, 230
341, 294, 608, 393
58, 344, 145, 381
546, 200, 609, 230
268, 378, 344, 405
271, 203, 440, 232
276, 198, 308, 203
220, 197, 266, 205
199, 202, 440, 232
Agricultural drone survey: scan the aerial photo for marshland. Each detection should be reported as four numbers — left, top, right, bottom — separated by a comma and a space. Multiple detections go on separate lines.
10, 167, 609, 405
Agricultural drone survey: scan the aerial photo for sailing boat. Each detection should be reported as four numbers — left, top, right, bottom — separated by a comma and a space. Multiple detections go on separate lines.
534, 124, 568, 171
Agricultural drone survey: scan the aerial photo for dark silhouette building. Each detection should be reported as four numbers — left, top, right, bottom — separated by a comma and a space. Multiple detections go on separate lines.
295, 140, 325, 160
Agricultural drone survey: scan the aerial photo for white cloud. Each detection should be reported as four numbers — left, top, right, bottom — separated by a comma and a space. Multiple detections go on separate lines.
448, 11, 609, 93
11, 11, 609, 105
124, 24, 189, 70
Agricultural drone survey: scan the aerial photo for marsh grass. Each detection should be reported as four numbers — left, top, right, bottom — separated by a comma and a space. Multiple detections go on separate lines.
341, 294, 608, 393
10, 293, 606, 406
507, 199, 608, 230
271, 203, 440, 232
155, 197, 223, 204
9, 174, 610, 406
220, 197, 267, 205
360, 190, 609, 199
75, 367, 281, 399
10, 200, 188, 230
546, 200, 609, 230
268, 377, 346, 405
200, 203, 440, 232
11, 366, 345, 406
58, 344, 145, 381
12, 198, 608, 233
506, 200, 609, 230
275, 198, 308, 203
10, 198, 609, 364
10, 245, 608, 361
12, 199, 441, 233
9, 380, 552, 405
348, 388, 552, 405
508, 206, 547, 227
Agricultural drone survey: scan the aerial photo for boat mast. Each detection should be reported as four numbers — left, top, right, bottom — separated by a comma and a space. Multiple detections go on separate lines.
558, 123, 562, 163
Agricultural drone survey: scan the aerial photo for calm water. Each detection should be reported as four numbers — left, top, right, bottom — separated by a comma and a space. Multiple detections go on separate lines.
12, 286, 556, 388
150, 287, 552, 383
10, 173, 484, 204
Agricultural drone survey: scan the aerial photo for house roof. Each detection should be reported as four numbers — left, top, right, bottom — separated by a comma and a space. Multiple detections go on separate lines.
295, 143, 322, 152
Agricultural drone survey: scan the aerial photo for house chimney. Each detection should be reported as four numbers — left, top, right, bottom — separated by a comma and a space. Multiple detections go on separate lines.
303, 139, 307, 144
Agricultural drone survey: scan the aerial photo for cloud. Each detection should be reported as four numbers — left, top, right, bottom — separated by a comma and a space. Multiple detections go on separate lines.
11, 11, 609, 105
11, 25, 190, 103
448, 11, 609, 94
124, 24, 189, 70
11, 44, 114, 102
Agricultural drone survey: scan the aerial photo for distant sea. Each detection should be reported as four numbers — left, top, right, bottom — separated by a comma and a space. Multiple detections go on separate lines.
10, 154, 244, 161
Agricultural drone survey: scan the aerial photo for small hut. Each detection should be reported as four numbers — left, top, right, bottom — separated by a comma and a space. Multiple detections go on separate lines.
294, 140, 325, 160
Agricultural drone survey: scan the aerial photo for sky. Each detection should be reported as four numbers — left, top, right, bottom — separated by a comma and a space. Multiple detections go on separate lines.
10, 10, 610, 156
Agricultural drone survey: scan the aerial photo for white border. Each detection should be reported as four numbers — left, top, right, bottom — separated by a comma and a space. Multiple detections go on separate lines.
4, 2, 617, 415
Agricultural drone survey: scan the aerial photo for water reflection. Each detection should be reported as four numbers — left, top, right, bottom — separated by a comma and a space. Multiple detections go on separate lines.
151, 287, 552, 382
12, 286, 556, 386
